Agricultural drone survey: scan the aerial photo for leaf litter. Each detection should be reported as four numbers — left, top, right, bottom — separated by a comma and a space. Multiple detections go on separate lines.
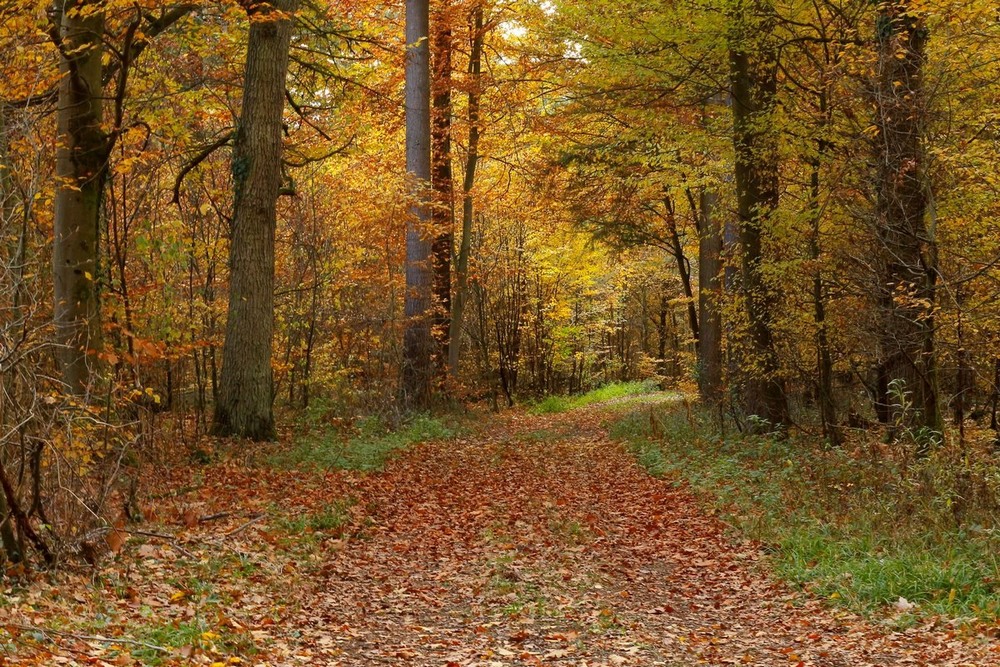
2, 405, 999, 665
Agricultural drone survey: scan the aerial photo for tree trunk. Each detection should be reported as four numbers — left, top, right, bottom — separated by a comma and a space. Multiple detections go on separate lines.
447, 4, 484, 377
431, 2, 454, 373
697, 189, 723, 403
401, 0, 434, 408
52, 0, 107, 396
809, 155, 839, 445
871, 0, 939, 440
730, 6, 789, 428
663, 197, 699, 345
213, 0, 297, 440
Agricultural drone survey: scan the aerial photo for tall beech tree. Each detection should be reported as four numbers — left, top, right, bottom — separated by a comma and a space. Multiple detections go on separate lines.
401, 0, 434, 407
214, 0, 298, 440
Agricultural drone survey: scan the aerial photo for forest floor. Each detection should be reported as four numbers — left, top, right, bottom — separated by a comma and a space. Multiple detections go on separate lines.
2, 396, 1000, 665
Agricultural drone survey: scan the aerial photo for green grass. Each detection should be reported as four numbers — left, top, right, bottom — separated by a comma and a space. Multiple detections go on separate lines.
530, 380, 660, 414
273, 498, 355, 537
612, 401, 1000, 624
273, 413, 456, 472
132, 617, 252, 665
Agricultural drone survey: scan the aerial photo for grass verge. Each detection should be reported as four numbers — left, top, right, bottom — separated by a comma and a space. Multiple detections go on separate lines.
530, 380, 660, 415
612, 399, 1000, 625
273, 413, 457, 472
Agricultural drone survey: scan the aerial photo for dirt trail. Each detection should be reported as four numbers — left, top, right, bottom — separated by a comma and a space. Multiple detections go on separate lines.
281, 404, 999, 666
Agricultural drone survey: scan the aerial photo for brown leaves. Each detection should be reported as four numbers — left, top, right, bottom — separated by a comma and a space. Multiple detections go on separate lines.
6, 404, 1000, 665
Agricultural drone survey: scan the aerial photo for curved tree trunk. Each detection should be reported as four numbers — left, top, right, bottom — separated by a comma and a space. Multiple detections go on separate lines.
214, 0, 297, 440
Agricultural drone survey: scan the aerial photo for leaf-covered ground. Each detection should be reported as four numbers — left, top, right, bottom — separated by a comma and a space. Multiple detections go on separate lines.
3, 401, 1000, 665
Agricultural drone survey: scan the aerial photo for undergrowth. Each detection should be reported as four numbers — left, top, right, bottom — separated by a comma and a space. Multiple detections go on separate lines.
272, 412, 457, 472
530, 380, 660, 414
613, 399, 1000, 625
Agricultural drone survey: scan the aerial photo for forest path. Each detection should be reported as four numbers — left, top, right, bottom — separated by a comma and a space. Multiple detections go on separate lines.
282, 400, 997, 666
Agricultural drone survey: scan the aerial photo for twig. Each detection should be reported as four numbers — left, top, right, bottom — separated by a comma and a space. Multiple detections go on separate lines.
9, 624, 170, 653
198, 511, 232, 523
125, 529, 195, 558
224, 514, 265, 538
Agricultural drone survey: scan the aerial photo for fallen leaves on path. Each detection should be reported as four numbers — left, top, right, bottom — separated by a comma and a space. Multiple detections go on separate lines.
3, 405, 999, 665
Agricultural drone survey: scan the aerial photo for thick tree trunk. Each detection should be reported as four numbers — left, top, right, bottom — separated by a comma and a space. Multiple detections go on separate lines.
431, 2, 454, 372
213, 0, 297, 440
730, 9, 789, 428
402, 0, 434, 408
53, 1, 107, 396
871, 1, 939, 441
697, 189, 723, 403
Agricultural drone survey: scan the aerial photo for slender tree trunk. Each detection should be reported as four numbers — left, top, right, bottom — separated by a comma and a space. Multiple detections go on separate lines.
213, 0, 297, 440
990, 357, 1000, 450
730, 4, 789, 428
657, 291, 668, 372
663, 197, 699, 345
697, 189, 723, 403
809, 154, 839, 445
431, 2, 454, 372
401, 0, 434, 408
52, 0, 107, 396
871, 0, 939, 440
447, 4, 484, 377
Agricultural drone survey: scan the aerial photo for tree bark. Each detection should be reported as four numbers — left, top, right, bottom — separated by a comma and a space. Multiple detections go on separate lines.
402, 0, 434, 408
697, 189, 723, 403
431, 2, 454, 373
213, 0, 297, 440
663, 197, 699, 346
729, 4, 789, 428
52, 0, 107, 396
871, 0, 939, 440
447, 4, 483, 377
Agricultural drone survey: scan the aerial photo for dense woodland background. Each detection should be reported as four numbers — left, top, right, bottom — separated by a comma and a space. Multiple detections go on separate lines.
1, 0, 1000, 568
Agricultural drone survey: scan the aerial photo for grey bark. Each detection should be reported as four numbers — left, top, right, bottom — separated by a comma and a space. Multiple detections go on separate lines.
214, 0, 298, 440
401, 0, 434, 408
